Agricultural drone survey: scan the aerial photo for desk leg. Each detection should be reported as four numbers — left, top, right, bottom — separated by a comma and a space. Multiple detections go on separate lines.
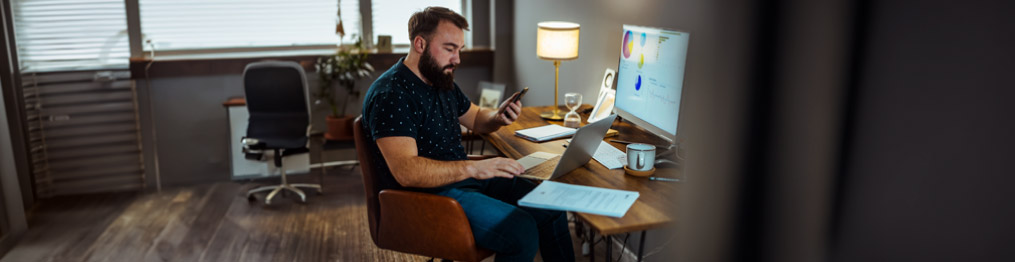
589, 230, 596, 262
606, 235, 613, 262
638, 230, 646, 262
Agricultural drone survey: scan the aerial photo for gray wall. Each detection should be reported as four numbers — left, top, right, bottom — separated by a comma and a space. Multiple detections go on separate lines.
511, 0, 712, 128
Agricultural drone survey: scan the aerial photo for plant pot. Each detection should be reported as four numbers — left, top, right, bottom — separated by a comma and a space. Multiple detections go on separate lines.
325, 115, 356, 141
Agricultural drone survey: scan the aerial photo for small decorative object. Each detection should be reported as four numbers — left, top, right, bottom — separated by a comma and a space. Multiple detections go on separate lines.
563, 92, 582, 128
478, 81, 507, 109
589, 68, 617, 123
376, 35, 393, 53
600, 68, 616, 90
536, 21, 580, 120
315, 36, 374, 140
479, 89, 503, 109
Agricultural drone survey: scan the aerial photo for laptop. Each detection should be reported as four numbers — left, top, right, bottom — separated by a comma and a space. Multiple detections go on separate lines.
517, 114, 618, 180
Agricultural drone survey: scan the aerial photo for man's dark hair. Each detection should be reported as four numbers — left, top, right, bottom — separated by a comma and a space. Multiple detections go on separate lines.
408, 6, 469, 42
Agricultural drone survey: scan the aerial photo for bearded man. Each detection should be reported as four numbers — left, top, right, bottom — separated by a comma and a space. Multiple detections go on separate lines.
360, 6, 575, 262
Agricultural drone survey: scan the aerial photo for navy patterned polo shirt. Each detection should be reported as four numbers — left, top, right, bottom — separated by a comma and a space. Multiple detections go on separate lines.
361, 57, 479, 192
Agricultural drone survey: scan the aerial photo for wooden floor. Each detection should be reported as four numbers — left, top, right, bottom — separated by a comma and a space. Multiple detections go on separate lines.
0, 165, 625, 262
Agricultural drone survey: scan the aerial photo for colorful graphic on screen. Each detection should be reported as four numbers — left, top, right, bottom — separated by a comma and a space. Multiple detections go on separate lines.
622, 30, 633, 58
615, 25, 690, 139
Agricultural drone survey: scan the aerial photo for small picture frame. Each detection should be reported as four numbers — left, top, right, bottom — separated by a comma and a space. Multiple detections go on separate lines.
478, 81, 507, 109
589, 69, 617, 123
589, 88, 616, 123
601, 68, 616, 90
376, 35, 393, 53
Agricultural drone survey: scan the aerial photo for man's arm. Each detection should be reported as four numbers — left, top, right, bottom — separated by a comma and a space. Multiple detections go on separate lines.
460, 99, 522, 134
376, 136, 524, 188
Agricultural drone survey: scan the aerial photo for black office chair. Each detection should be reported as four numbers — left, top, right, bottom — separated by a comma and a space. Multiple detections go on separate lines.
241, 61, 321, 204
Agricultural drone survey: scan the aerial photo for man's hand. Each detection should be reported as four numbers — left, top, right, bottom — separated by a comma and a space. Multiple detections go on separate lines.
493, 99, 523, 126
467, 157, 524, 180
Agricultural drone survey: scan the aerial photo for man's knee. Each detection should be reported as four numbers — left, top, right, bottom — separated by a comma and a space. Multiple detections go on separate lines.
525, 207, 569, 228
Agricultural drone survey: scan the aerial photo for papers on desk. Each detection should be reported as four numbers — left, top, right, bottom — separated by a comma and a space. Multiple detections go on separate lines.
519, 181, 639, 218
515, 124, 576, 142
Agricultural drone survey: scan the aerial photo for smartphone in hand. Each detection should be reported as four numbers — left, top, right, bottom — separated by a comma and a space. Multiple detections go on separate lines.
497, 87, 529, 116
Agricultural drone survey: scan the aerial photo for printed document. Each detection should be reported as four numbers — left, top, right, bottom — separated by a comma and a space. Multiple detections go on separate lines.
518, 181, 639, 218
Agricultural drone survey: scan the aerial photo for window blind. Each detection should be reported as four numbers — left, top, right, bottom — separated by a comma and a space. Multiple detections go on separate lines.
139, 0, 359, 51
11, 0, 130, 72
371, 0, 461, 46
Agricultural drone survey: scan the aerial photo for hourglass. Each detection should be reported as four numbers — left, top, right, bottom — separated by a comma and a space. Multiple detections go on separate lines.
563, 92, 582, 128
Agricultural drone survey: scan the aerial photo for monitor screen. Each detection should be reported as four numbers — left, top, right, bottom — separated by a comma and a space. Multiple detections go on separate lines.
614, 24, 689, 143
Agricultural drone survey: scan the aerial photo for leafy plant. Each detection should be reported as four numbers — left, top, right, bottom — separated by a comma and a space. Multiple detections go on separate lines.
314, 36, 374, 117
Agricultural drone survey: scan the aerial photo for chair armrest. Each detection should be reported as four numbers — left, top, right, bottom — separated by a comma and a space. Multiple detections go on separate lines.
376, 189, 483, 261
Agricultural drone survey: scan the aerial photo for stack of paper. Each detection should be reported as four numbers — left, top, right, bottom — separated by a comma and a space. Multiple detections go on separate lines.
515, 124, 576, 142
518, 181, 639, 218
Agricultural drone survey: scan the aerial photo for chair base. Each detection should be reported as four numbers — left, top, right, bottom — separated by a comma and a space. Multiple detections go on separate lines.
247, 183, 321, 205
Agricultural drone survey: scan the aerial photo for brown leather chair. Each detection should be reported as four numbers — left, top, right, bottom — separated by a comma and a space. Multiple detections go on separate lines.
353, 116, 494, 262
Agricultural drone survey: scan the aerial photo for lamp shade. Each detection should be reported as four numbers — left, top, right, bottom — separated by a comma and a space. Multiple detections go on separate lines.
536, 21, 580, 60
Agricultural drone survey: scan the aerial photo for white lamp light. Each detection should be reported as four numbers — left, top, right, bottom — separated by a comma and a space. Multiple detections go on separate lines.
536, 21, 580, 120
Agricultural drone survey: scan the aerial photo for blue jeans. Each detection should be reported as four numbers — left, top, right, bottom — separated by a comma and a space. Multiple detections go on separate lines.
436, 177, 575, 262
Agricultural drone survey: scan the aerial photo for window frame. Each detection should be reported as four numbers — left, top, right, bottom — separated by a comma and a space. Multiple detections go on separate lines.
125, 0, 472, 60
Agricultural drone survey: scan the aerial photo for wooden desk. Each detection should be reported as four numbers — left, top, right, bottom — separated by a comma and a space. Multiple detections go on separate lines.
482, 105, 680, 260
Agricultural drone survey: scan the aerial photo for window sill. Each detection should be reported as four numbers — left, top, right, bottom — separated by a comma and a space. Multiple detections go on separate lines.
129, 47, 493, 79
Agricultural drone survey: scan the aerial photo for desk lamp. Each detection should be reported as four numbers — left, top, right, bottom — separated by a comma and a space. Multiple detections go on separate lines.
536, 21, 580, 120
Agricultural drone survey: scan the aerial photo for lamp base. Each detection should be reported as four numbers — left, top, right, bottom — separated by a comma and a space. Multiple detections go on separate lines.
540, 110, 565, 120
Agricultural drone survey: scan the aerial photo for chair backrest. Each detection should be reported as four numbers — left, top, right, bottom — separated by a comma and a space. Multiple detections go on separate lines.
353, 116, 383, 245
242, 61, 310, 143
354, 116, 493, 261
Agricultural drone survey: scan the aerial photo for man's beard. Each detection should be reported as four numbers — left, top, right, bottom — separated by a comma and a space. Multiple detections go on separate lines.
419, 47, 456, 91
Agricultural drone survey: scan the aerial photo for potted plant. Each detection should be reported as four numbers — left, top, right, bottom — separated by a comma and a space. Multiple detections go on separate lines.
315, 37, 374, 140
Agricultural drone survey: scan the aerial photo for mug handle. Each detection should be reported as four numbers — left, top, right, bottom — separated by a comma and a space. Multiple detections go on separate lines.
637, 153, 644, 169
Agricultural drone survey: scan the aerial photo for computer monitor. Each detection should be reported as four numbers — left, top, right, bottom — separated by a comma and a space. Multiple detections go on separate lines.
614, 24, 689, 144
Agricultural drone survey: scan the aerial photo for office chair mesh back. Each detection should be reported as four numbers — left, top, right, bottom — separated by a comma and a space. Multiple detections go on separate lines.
243, 62, 310, 148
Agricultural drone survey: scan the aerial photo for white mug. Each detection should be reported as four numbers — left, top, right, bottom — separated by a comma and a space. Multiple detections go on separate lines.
626, 143, 656, 171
